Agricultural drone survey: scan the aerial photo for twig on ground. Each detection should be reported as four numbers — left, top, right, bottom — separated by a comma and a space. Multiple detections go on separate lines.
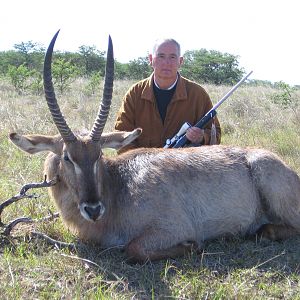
59, 253, 101, 268
30, 231, 76, 251
6, 259, 15, 285
59, 253, 121, 281
0, 175, 58, 225
252, 251, 286, 269
0, 176, 74, 255
3, 212, 60, 236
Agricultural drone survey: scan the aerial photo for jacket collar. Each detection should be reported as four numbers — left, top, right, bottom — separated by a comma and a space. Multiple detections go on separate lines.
154, 74, 178, 90
141, 72, 188, 103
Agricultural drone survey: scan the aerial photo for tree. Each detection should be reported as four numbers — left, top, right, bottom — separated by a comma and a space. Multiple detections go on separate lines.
126, 56, 152, 80
0, 50, 24, 74
29, 70, 44, 95
13, 41, 44, 71
0, 38, 249, 86
85, 71, 102, 95
77, 45, 106, 76
7, 63, 34, 95
272, 81, 298, 108
114, 61, 129, 79
181, 49, 244, 85
52, 58, 80, 94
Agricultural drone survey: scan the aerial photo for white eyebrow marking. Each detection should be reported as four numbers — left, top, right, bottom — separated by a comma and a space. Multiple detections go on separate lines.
67, 151, 82, 175
93, 161, 98, 176
74, 162, 82, 175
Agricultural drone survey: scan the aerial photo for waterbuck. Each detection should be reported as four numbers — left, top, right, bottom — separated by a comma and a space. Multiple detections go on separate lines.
9, 31, 300, 263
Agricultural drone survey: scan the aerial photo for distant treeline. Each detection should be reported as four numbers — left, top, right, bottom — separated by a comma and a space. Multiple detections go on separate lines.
0, 41, 296, 96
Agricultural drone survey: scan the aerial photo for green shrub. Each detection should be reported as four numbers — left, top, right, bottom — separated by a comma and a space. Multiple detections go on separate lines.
271, 81, 298, 108
7, 63, 33, 95
52, 58, 80, 94
84, 71, 102, 95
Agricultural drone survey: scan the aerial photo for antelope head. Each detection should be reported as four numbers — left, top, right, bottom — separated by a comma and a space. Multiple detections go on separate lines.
9, 31, 141, 222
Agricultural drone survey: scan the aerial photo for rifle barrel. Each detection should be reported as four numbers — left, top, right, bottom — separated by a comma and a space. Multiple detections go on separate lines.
170, 70, 253, 148
212, 70, 253, 111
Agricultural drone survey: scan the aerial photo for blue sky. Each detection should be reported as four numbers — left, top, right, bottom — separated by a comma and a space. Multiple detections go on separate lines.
1, 0, 299, 85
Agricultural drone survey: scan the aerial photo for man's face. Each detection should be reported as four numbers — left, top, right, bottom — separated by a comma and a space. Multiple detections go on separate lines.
149, 41, 183, 81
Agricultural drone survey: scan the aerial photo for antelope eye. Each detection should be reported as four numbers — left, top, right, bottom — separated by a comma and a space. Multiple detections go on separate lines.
63, 154, 70, 161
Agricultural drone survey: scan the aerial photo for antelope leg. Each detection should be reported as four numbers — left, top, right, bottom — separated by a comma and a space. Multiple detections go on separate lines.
125, 229, 200, 263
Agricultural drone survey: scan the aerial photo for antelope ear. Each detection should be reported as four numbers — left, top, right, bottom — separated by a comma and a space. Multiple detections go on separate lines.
9, 133, 63, 155
100, 128, 142, 149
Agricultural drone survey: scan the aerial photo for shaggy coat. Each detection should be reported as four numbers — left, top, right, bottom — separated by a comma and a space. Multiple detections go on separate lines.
9, 131, 300, 262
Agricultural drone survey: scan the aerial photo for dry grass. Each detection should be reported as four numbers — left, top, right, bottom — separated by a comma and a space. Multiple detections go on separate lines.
1, 77, 300, 299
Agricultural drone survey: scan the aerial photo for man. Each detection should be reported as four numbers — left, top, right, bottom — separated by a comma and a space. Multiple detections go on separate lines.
114, 38, 221, 153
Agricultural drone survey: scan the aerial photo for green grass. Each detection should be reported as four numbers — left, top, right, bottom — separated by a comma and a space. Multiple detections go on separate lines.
1, 78, 300, 299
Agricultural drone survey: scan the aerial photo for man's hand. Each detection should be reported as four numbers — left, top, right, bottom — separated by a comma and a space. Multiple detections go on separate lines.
186, 127, 204, 144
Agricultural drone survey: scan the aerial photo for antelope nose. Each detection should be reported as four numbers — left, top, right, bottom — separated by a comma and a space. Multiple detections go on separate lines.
84, 204, 102, 221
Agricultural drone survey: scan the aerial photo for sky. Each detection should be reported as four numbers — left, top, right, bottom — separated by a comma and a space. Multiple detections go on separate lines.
1, 0, 299, 85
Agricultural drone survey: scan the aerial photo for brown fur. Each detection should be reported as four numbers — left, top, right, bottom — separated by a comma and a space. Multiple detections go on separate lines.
9, 132, 300, 263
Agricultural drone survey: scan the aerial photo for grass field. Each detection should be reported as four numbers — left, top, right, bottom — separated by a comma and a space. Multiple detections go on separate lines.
1, 77, 300, 299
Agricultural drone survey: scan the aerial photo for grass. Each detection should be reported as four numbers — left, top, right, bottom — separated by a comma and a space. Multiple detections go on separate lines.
1, 77, 300, 299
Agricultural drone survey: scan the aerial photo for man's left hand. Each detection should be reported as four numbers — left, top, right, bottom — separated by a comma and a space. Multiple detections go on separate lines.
186, 127, 204, 144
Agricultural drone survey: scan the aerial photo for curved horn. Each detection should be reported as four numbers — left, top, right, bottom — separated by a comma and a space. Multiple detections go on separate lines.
43, 30, 77, 142
90, 35, 114, 141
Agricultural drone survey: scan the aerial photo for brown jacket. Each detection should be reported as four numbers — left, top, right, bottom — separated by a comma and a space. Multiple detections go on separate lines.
115, 73, 221, 152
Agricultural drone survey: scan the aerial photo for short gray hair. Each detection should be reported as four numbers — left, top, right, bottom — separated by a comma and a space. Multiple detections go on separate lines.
152, 39, 181, 57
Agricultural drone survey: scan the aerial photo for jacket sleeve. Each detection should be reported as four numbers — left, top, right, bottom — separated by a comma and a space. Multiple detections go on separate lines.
114, 88, 138, 153
203, 117, 221, 145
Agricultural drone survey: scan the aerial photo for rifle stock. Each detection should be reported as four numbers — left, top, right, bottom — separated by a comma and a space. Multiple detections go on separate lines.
171, 110, 217, 148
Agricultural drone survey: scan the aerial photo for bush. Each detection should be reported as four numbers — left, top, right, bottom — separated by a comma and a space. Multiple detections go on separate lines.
84, 71, 102, 95
7, 64, 34, 95
52, 58, 80, 94
271, 81, 298, 108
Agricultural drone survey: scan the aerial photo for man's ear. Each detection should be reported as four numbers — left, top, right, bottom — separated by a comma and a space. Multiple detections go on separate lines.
179, 56, 183, 67
149, 54, 154, 67
100, 128, 142, 150
9, 133, 63, 155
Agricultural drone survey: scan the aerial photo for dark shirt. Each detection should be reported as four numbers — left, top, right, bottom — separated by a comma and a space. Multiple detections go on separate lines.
153, 82, 177, 123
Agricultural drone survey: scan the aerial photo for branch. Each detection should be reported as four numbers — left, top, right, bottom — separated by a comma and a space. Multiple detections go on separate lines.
58, 253, 121, 281
3, 212, 59, 236
0, 175, 75, 255
30, 231, 76, 251
0, 175, 58, 225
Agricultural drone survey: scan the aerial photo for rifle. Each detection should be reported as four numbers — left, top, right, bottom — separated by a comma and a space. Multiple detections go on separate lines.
164, 70, 253, 148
